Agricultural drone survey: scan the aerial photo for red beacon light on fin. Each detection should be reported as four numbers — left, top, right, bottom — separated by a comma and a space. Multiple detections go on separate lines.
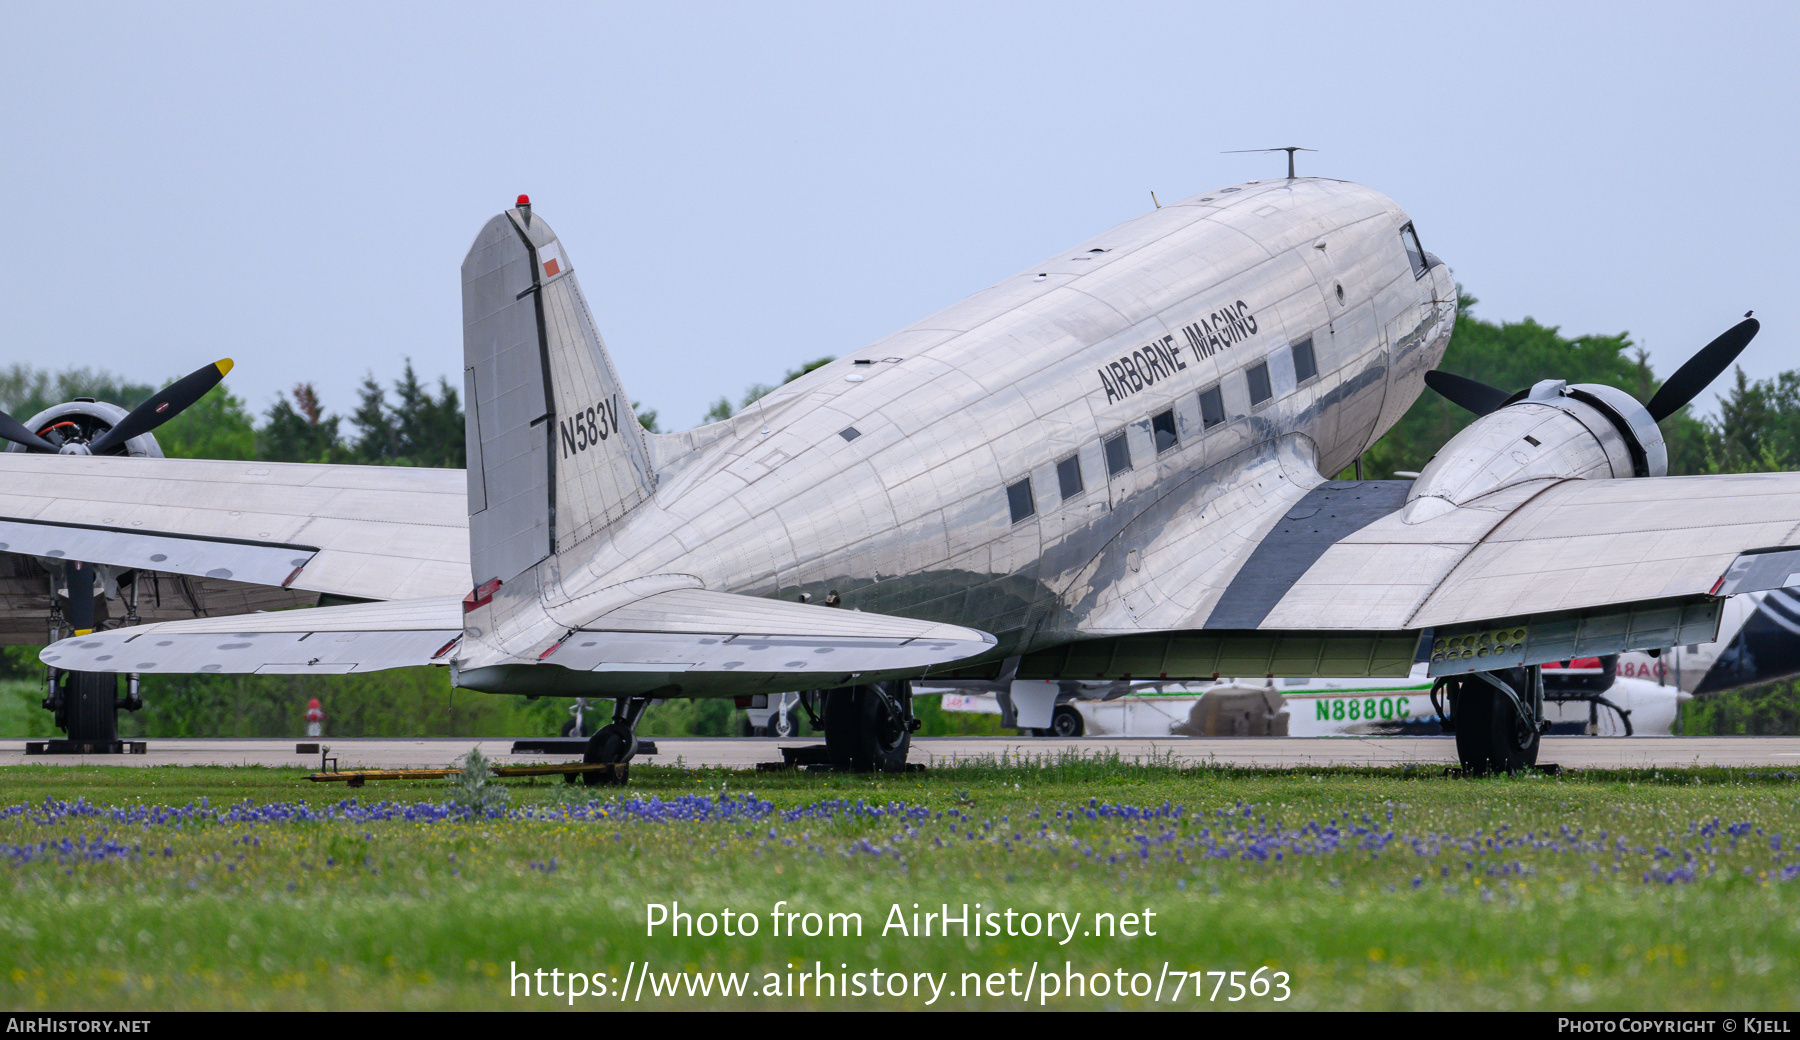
517, 194, 530, 206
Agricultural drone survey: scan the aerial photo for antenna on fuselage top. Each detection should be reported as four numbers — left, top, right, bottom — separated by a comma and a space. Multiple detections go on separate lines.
1223, 147, 1317, 179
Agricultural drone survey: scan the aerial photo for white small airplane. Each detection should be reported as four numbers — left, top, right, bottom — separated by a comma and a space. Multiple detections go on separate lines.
935, 587, 1800, 739
5, 174, 1797, 779
934, 664, 1690, 739
934, 588, 1800, 740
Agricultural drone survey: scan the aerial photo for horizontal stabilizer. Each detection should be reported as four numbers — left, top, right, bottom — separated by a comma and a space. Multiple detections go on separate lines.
40, 597, 464, 675
550, 587, 996, 672
41, 586, 997, 687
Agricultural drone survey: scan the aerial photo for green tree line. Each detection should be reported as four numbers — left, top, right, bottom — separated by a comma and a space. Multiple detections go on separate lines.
0, 361, 665, 469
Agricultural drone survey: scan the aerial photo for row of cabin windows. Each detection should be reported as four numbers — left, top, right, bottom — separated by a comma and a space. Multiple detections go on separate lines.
1006, 335, 1321, 524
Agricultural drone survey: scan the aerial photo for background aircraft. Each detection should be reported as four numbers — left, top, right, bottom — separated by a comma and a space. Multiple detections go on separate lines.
931, 552, 1800, 740
932, 666, 1689, 738
8, 179, 1800, 779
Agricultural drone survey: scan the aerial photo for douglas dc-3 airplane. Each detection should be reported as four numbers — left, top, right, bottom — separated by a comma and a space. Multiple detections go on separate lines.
5, 175, 1799, 779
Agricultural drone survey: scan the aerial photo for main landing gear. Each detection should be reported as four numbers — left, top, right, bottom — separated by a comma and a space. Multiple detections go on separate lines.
1433, 665, 1546, 775
823, 681, 918, 772
582, 696, 650, 786
43, 560, 141, 747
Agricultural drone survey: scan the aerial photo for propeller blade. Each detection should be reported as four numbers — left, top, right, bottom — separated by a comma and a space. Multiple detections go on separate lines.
1646, 318, 1760, 422
88, 358, 233, 454
0, 410, 58, 452
1424, 370, 1513, 417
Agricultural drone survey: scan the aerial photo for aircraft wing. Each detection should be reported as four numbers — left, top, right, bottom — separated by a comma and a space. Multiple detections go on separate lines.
40, 584, 996, 678
1056, 460, 1800, 679
0, 453, 468, 602
1260, 472, 1800, 632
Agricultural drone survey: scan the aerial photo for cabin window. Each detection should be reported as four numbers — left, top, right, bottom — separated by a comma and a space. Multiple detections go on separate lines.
1400, 223, 1427, 279
1247, 361, 1272, 407
1199, 385, 1225, 428
1007, 478, 1036, 524
1292, 336, 1317, 384
1057, 455, 1084, 500
1151, 409, 1178, 454
1104, 430, 1132, 476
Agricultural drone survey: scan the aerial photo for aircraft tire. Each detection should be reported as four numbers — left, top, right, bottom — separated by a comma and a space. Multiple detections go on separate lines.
61, 671, 117, 744
1452, 673, 1540, 775
1046, 704, 1085, 738
582, 723, 634, 787
770, 707, 799, 738
824, 685, 909, 773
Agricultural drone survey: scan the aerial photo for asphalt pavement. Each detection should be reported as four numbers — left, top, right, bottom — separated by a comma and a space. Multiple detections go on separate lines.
4, 735, 1798, 772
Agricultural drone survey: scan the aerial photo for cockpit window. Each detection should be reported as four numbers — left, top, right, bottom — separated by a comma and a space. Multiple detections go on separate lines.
1400, 223, 1427, 279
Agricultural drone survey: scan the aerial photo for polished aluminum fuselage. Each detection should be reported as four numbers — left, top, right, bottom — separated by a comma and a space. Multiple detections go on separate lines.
495, 178, 1456, 669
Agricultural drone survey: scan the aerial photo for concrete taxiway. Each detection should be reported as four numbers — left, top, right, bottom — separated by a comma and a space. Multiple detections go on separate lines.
3, 736, 1799, 772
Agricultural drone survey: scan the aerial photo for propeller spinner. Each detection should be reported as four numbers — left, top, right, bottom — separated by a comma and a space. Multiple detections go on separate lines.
0, 359, 234, 455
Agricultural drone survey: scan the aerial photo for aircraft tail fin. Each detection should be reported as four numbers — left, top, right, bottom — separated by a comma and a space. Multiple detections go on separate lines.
461, 201, 655, 589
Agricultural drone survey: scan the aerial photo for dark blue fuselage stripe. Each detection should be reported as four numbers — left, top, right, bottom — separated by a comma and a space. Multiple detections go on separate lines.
1203, 480, 1412, 630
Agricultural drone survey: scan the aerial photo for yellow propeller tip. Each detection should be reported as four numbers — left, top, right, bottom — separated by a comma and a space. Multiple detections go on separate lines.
215, 358, 234, 376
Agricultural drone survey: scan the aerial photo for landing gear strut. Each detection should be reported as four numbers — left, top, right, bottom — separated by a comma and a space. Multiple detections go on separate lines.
45, 561, 128, 744
1438, 666, 1544, 775
561, 697, 590, 738
824, 681, 916, 772
582, 696, 650, 786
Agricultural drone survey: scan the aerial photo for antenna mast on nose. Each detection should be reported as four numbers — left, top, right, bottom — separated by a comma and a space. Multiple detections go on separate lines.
1223, 147, 1317, 179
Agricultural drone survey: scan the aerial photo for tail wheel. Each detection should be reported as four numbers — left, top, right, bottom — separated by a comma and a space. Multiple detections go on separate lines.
824, 684, 910, 772
60, 671, 117, 743
1451, 673, 1539, 775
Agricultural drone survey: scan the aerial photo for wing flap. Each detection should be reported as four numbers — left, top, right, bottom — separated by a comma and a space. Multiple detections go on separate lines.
0, 518, 316, 587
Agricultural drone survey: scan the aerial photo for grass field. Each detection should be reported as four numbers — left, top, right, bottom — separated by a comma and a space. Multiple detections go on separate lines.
2, 756, 1798, 1010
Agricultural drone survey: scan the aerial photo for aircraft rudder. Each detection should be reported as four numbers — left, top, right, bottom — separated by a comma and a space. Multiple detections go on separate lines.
460, 199, 654, 592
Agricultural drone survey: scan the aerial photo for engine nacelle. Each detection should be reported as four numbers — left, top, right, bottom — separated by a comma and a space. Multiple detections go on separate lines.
1404, 380, 1664, 523
2, 400, 164, 458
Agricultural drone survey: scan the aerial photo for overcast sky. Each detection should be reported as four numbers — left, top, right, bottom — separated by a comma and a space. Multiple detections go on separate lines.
2, 2, 1792, 430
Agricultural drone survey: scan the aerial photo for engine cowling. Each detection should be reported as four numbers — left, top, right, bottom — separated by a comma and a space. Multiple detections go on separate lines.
2, 400, 165, 458
1404, 379, 1664, 523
